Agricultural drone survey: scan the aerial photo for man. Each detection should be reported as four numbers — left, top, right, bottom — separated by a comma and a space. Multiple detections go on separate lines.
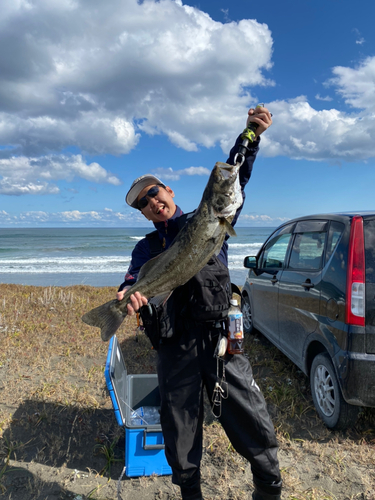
117, 107, 282, 500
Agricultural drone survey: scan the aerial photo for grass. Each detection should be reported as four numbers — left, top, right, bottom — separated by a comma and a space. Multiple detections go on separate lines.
0, 283, 375, 499
0, 437, 25, 493
94, 438, 123, 477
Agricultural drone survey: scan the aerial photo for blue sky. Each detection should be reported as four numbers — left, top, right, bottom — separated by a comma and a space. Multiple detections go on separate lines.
0, 0, 374, 227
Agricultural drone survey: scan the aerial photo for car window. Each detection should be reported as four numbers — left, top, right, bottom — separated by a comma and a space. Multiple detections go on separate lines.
259, 233, 293, 269
325, 221, 345, 265
288, 232, 326, 270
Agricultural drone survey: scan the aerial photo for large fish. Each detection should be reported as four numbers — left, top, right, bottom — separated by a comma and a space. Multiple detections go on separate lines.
82, 161, 243, 341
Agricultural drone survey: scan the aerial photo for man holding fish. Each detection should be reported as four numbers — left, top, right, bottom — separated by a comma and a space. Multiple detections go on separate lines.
83, 106, 281, 499
118, 106, 281, 500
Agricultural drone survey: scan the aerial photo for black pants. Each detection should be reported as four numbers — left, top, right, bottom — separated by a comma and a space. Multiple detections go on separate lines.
157, 322, 281, 495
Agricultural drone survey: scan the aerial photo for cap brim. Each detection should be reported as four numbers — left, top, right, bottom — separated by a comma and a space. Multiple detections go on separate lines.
126, 174, 164, 208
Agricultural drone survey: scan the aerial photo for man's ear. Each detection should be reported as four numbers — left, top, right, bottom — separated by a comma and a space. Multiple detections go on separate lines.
165, 186, 175, 198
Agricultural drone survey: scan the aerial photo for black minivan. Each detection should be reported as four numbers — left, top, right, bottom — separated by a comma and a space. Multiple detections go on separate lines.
241, 212, 375, 430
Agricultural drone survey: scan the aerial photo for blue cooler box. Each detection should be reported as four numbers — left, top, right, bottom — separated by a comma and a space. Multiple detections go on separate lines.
104, 335, 172, 477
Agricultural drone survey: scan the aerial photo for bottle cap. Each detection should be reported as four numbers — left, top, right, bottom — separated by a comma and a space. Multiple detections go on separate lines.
230, 299, 238, 306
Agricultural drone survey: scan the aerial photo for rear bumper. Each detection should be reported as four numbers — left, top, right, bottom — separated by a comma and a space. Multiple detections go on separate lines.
338, 351, 375, 407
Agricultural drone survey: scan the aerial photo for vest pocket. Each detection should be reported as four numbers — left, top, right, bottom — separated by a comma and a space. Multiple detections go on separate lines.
186, 256, 231, 322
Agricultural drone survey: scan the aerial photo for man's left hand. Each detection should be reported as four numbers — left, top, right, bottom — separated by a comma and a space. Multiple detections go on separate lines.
246, 106, 273, 138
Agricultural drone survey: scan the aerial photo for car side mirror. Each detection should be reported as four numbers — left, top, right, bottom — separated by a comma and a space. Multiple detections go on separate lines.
244, 256, 257, 269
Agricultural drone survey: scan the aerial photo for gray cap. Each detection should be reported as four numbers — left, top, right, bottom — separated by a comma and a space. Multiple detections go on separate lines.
125, 174, 164, 209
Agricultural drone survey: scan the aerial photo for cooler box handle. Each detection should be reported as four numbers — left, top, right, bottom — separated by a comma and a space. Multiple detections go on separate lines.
143, 429, 165, 450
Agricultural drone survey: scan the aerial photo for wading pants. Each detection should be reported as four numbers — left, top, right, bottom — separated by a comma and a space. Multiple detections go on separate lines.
157, 322, 282, 499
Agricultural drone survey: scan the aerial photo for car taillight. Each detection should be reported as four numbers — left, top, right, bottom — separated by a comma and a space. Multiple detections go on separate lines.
346, 215, 365, 326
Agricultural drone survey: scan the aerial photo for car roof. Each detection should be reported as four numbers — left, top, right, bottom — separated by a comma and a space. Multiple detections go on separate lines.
272, 211, 375, 233
283, 211, 375, 224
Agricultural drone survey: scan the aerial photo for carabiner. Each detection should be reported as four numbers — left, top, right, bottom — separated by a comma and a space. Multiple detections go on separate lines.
233, 152, 245, 167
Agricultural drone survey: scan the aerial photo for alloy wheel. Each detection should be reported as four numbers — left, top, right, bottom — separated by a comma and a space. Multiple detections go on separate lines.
313, 363, 335, 417
241, 295, 253, 334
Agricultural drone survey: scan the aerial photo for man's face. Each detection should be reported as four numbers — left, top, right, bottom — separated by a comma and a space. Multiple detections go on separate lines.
137, 184, 177, 222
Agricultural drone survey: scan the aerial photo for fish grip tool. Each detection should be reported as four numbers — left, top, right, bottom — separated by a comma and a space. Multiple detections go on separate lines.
211, 355, 228, 418
234, 103, 265, 167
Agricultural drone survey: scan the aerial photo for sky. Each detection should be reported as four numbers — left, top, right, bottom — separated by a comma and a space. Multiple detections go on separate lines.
0, 0, 374, 228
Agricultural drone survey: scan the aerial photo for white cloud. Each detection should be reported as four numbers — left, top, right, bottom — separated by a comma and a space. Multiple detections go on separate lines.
0, 206, 289, 227
244, 57, 375, 163
0, 154, 121, 195
260, 94, 375, 161
328, 56, 375, 111
19, 211, 49, 222
239, 213, 289, 224
352, 28, 365, 45
0, 208, 150, 227
315, 94, 333, 102
0, 0, 273, 159
0, 209, 12, 221
153, 166, 211, 181
1, 0, 375, 202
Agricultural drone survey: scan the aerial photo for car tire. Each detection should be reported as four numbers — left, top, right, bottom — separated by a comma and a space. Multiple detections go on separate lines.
241, 294, 253, 334
310, 353, 360, 430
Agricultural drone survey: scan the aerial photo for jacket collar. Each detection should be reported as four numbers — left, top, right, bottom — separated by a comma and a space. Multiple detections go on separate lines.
154, 205, 183, 236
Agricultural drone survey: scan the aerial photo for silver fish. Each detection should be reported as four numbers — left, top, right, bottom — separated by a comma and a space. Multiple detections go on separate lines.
82, 161, 242, 341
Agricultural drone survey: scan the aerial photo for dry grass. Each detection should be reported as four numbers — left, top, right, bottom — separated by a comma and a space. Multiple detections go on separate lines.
0, 283, 374, 499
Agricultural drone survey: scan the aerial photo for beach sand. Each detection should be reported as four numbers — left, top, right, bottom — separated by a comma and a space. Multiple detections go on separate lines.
0, 283, 374, 499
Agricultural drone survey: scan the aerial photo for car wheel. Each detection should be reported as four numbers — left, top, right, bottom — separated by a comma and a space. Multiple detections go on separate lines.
310, 353, 360, 430
241, 294, 253, 334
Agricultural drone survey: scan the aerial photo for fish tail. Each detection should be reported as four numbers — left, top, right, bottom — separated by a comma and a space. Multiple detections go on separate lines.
81, 299, 125, 341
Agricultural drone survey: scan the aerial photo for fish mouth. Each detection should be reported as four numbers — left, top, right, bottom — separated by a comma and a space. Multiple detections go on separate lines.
218, 163, 238, 180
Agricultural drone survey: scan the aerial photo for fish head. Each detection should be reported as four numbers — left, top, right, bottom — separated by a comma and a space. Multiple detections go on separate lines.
205, 162, 243, 218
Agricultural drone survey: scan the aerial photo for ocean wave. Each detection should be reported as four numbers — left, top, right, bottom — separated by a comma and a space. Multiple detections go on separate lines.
0, 256, 131, 274
228, 242, 263, 249
1, 254, 247, 274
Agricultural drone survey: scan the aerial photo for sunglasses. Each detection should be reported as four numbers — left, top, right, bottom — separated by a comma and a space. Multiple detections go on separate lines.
138, 184, 165, 210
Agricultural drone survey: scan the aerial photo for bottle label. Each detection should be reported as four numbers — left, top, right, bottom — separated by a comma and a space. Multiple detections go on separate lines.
228, 312, 243, 340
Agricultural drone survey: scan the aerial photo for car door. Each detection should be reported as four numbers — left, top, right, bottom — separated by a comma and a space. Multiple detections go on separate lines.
250, 224, 294, 344
277, 220, 328, 364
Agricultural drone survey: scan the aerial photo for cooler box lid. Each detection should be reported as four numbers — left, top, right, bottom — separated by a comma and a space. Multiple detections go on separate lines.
104, 335, 128, 426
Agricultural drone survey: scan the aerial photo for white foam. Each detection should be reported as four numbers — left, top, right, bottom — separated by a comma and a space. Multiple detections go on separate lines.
228, 242, 263, 249
0, 256, 131, 274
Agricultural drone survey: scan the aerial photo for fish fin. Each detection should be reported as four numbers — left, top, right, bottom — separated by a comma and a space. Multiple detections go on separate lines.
219, 218, 237, 237
137, 254, 162, 282
82, 299, 125, 341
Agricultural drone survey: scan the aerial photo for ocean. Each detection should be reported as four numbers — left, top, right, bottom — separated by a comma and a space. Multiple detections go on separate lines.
0, 227, 275, 288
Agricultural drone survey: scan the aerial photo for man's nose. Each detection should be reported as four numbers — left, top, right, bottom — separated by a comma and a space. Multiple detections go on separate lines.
148, 196, 159, 207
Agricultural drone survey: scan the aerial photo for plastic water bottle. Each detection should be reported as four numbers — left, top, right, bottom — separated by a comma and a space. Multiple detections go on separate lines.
130, 406, 161, 426
227, 299, 244, 355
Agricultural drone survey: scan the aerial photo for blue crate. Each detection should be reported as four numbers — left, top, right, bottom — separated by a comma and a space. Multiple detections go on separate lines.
105, 335, 172, 477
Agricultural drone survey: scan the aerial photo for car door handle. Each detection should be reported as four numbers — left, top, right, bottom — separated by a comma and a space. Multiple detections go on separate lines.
301, 280, 314, 289
271, 276, 278, 284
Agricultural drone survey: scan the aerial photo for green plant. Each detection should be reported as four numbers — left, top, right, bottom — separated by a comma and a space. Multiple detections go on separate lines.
94, 438, 122, 477
0, 437, 23, 493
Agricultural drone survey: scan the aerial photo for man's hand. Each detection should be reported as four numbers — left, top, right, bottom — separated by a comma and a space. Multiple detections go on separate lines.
247, 106, 272, 138
116, 287, 148, 316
